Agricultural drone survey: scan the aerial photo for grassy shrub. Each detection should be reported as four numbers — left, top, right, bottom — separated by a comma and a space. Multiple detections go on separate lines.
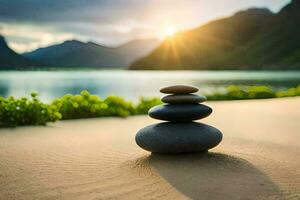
226, 85, 248, 100
0, 93, 61, 127
103, 96, 135, 117
246, 86, 276, 99
276, 85, 300, 97
135, 97, 162, 114
52, 90, 135, 120
207, 85, 277, 100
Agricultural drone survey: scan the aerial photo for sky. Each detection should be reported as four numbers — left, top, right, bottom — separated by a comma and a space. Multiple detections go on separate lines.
0, 0, 291, 53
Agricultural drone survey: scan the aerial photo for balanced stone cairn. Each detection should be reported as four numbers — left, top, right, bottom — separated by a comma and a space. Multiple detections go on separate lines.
135, 85, 223, 154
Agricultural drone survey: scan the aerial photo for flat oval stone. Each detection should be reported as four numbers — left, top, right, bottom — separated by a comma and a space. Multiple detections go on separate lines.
148, 104, 212, 122
161, 94, 206, 104
160, 85, 199, 94
135, 122, 223, 153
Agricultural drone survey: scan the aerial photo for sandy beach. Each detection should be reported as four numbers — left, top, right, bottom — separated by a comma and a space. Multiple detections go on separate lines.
0, 97, 299, 200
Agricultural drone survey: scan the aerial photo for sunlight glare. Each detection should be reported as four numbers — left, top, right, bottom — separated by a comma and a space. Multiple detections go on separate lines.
163, 26, 176, 38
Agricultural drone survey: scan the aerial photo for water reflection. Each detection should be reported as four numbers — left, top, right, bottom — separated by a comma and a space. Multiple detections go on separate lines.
0, 80, 8, 97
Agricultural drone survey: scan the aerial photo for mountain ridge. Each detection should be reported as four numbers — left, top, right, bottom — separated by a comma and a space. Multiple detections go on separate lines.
130, 0, 300, 70
22, 38, 160, 68
0, 35, 39, 69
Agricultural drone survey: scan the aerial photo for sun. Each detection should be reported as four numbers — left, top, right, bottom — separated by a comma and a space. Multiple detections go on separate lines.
163, 26, 176, 37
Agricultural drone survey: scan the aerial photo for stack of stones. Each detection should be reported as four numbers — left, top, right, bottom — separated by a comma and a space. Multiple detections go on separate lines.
135, 85, 223, 154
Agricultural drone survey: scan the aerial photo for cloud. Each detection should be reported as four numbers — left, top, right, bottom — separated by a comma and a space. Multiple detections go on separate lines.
0, 0, 148, 23
0, 0, 290, 23
0, 22, 77, 52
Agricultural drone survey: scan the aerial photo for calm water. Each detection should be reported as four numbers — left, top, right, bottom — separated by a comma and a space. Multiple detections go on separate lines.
0, 70, 300, 102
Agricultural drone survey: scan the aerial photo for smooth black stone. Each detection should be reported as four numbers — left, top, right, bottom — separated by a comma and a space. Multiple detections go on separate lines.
161, 94, 206, 104
148, 104, 212, 122
135, 122, 223, 153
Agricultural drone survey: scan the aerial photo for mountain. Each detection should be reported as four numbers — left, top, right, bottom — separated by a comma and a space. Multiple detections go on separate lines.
117, 39, 161, 66
130, 0, 300, 70
241, 0, 300, 69
0, 35, 38, 69
23, 38, 159, 68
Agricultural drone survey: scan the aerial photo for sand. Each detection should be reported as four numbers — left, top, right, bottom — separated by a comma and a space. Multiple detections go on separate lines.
0, 97, 299, 200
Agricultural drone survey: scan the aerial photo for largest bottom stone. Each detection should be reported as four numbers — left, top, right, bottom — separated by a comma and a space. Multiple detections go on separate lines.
135, 122, 223, 154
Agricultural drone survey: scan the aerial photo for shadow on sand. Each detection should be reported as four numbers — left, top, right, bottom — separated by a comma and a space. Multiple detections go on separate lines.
134, 152, 282, 200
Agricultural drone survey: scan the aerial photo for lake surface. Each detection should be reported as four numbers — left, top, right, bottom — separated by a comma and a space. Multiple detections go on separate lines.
0, 70, 300, 102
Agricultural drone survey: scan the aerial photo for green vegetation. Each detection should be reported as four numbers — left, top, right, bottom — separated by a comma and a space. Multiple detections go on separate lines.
52, 91, 162, 120
135, 97, 162, 115
0, 90, 160, 127
0, 85, 300, 127
206, 85, 300, 100
52, 91, 135, 119
0, 93, 61, 127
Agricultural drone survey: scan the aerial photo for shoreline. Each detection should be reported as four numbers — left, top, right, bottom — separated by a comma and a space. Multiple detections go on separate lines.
0, 97, 299, 199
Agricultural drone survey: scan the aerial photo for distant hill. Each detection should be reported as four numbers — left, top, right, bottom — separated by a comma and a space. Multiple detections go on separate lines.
0, 35, 38, 69
117, 39, 162, 66
130, 0, 300, 70
23, 38, 159, 68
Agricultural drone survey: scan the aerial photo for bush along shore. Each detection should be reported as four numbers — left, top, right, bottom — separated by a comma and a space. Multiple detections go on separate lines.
0, 84, 300, 127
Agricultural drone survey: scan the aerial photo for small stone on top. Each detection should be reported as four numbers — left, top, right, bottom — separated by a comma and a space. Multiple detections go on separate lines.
160, 85, 199, 94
